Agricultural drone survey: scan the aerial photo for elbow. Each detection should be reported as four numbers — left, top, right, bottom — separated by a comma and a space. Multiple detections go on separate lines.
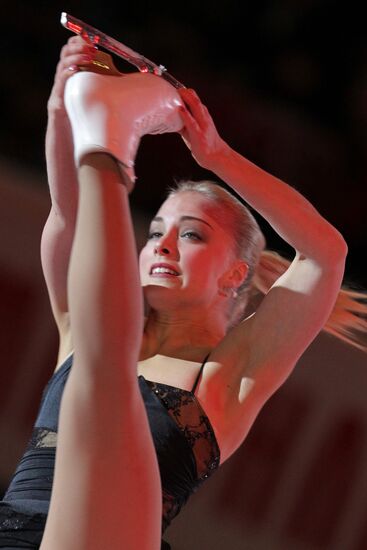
318, 222, 348, 265
302, 231, 348, 271
330, 232, 348, 263
320, 235, 348, 277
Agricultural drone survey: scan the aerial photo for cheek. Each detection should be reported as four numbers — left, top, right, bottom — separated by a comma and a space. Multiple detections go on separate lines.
138, 245, 149, 271
183, 248, 222, 281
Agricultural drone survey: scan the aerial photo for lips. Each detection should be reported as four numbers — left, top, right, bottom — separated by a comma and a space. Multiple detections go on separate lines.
150, 263, 180, 276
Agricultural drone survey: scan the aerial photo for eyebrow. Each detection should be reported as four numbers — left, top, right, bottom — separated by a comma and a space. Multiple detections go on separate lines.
152, 216, 214, 229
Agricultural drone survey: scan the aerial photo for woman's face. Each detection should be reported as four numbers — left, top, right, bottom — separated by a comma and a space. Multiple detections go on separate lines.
139, 191, 241, 310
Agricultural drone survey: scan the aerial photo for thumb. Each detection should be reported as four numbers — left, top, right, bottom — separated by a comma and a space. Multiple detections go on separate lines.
179, 129, 192, 150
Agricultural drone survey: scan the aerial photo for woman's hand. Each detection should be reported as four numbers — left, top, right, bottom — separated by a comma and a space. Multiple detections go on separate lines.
47, 35, 97, 114
178, 88, 230, 170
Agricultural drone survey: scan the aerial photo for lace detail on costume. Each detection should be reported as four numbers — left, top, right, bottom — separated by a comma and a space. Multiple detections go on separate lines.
145, 381, 220, 480
26, 427, 57, 450
0, 502, 46, 544
161, 491, 180, 533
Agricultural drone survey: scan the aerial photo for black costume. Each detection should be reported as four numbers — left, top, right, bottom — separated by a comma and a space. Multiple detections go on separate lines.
0, 353, 220, 548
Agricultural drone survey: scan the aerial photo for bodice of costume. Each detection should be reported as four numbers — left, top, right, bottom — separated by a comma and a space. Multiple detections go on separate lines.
3, 353, 220, 534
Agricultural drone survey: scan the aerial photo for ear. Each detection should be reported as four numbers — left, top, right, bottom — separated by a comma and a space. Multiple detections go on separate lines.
220, 260, 249, 290
230, 260, 249, 289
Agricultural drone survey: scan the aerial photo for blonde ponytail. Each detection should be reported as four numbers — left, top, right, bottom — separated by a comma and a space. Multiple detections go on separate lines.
250, 250, 367, 353
252, 250, 292, 294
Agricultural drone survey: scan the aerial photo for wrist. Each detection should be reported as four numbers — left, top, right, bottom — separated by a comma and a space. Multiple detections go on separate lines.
47, 105, 73, 135
47, 98, 69, 120
205, 140, 234, 172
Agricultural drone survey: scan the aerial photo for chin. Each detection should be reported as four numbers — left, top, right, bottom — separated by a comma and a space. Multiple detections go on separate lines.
143, 281, 175, 294
143, 283, 183, 310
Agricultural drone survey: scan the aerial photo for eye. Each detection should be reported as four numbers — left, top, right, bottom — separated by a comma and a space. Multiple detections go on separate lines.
182, 231, 202, 240
147, 231, 163, 240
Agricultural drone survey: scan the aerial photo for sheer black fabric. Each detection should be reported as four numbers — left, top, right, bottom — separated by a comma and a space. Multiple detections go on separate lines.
0, 353, 220, 548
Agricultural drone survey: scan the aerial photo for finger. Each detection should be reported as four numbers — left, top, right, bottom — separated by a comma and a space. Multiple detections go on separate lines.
81, 31, 94, 46
52, 62, 79, 94
61, 39, 97, 60
56, 42, 98, 72
54, 53, 96, 92
179, 89, 211, 131
180, 131, 192, 151
67, 35, 85, 46
66, 34, 96, 49
179, 104, 201, 133
61, 52, 97, 71
65, 65, 79, 75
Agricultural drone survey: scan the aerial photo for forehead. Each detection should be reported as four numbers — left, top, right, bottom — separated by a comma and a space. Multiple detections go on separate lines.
154, 192, 219, 221
152, 192, 237, 255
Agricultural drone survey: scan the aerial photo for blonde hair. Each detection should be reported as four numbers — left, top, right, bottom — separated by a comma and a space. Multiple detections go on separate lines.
167, 180, 367, 353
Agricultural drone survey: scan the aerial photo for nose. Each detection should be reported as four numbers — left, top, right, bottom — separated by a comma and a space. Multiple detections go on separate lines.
154, 244, 170, 256
154, 232, 179, 259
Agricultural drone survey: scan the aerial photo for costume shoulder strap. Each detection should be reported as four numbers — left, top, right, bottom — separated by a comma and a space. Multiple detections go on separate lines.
191, 353, 210, 395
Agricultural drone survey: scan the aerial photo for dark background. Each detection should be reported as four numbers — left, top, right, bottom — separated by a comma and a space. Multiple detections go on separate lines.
1, 0, 366, 282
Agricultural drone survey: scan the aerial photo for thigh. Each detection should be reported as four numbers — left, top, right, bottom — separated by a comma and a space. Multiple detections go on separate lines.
39, 358, 162, 550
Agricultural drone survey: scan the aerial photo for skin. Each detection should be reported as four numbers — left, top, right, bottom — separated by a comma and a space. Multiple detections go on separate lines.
139, 191, 248, 361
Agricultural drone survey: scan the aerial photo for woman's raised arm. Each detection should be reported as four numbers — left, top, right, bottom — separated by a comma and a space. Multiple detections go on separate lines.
41, 37, 97, 345
178, 87, 348, 396
178, 88, 347, 263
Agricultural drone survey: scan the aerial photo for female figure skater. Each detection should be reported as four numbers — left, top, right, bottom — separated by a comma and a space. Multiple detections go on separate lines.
0, 36, 365, 550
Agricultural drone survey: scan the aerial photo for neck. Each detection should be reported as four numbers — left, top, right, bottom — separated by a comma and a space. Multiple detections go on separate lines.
140, 307, 226, 361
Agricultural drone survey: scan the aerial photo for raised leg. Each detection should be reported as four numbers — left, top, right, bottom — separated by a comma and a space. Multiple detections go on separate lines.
40, 154, 161, 550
